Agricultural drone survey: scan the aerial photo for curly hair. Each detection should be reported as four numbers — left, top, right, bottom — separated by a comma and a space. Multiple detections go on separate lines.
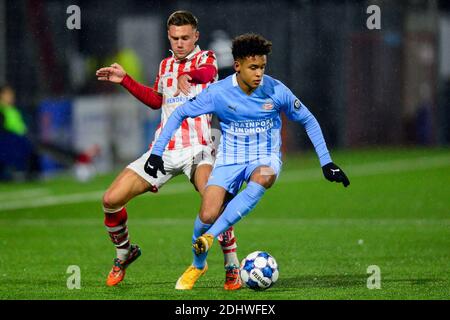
231, 33, 272, 60
167, 11, 198, 30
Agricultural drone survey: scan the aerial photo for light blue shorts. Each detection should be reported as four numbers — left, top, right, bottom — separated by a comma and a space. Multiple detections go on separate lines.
206, 155, 282, 195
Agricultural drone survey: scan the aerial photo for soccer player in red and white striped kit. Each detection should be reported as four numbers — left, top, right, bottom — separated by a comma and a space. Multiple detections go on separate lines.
96, 11, 241, 290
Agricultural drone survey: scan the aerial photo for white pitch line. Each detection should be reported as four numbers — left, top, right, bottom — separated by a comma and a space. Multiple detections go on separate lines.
0, 155, 449, 212
0, 190, 105, 211
0, 188, 51, 201
0, 183, 193, 212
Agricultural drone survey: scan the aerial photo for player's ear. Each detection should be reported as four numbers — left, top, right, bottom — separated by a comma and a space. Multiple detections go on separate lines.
234, 60, 240, 73
194, 30, 199, 42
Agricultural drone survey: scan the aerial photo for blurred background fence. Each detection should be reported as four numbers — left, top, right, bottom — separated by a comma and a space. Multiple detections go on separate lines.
1, 0, 449, 178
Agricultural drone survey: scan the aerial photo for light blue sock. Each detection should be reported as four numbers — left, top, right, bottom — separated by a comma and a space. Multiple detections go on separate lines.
192, 215, 211, 269
206, 181, 266, 238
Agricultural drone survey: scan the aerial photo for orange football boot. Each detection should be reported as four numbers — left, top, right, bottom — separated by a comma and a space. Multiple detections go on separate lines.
224, 265, 242, 290
106, 244, 141, 286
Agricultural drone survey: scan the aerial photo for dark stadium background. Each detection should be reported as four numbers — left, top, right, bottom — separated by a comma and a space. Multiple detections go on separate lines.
2, 0, 450, 161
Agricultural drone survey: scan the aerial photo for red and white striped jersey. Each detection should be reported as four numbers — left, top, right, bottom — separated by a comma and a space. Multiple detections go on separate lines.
150, 46, 218, 151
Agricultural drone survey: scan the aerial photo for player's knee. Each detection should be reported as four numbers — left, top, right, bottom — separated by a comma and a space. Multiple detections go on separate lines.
102, 190, 123, 210
198, 210, 216, 224
199, 202, 221, 224
251, 174, 276, 189
251, 166, 276, 189
265, 176, 276, 189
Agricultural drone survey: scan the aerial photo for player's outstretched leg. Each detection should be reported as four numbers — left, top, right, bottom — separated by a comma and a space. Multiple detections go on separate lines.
104, 206, 142, 286
102, 169, 152, 286
218, 227, 242, 290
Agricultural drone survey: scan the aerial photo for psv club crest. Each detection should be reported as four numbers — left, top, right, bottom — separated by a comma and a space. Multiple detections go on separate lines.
262, 99, 274, 110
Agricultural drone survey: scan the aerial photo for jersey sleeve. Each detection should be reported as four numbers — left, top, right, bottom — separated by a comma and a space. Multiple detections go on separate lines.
121, 75, 162, 109
151, 88, 215, 156
196, 50, 218, 72
179, 64, 217, 84
279, 84, 332, 166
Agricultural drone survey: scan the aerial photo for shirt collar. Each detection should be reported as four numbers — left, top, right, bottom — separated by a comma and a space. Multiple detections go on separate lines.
169, 45, 202, 62
232, 73, 238, 86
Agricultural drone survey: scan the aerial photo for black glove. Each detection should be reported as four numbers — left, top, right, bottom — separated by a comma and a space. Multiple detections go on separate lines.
322, 162, 350, 187
144, 154, 166, 178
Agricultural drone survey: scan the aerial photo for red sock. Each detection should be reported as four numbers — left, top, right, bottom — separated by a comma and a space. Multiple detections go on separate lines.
218, 226, 239, 267
104, 207, 130, 259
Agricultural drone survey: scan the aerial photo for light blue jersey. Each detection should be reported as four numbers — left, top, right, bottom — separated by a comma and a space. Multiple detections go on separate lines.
152, 73, 332, 168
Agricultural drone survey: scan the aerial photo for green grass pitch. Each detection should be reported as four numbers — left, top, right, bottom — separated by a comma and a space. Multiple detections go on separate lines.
0, 148, 449, 300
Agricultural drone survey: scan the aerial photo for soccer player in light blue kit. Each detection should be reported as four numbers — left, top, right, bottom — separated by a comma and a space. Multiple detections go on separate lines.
145, 33, 350, 289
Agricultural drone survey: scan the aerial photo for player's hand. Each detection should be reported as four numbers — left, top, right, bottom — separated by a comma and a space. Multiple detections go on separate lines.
322, 162, 350, 187
96, 63, 126, 83
144, 154, 166, 178
174, 74, 192, 97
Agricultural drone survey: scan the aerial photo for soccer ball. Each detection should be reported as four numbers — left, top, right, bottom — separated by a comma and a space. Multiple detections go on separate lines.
240, 251, 279, 290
